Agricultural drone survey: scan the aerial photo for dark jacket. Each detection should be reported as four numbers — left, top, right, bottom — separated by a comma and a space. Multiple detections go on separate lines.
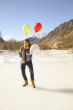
19, 46, 32, 63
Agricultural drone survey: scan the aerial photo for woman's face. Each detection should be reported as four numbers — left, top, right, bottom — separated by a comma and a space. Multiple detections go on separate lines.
23, 40, 29, 48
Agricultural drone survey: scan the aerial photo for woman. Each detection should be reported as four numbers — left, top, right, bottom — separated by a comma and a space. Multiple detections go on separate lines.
19, 39, 36, 88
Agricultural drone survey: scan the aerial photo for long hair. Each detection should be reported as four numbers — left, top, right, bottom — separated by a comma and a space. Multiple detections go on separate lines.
20, 39, 31, 51
24, 39, 31, 48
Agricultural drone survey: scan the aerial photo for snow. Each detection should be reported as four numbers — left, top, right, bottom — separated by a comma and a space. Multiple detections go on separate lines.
0, 50, 73, 110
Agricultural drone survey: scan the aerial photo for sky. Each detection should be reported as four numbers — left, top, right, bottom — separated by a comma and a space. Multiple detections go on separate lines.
0, 0, 73, 40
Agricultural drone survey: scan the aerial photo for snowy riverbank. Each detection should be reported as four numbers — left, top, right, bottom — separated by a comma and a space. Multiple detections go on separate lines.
0, 50, 73, 110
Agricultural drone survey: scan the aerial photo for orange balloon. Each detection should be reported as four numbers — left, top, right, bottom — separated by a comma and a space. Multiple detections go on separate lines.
34, 23, 42, 32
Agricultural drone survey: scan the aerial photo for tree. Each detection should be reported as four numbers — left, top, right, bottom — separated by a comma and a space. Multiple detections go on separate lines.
0, 31, 4, 42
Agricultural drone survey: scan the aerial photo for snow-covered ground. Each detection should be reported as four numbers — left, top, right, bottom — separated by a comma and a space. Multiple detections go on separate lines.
0, 50, 73, 110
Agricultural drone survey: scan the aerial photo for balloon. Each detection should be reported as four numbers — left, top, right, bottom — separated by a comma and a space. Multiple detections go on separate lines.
34, 23, 42, 32
30, 44, 40, 55
23, 24, 31, 35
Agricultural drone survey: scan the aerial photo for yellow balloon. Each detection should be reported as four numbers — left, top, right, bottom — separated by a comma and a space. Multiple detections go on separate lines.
23, 24, 31, 35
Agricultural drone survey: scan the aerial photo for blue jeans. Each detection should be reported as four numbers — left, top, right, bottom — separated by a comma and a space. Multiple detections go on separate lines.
21, 60, 34, 80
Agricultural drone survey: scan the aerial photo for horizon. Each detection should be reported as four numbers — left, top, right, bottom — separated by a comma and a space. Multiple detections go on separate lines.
0, 0, 73, 41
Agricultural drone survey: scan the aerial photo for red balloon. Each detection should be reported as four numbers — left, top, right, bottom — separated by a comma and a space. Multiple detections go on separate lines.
34, 23, 42, 32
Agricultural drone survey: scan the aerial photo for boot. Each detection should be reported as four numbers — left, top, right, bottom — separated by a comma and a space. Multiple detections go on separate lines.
31, 80, 36, 88
23, 80, 28, 87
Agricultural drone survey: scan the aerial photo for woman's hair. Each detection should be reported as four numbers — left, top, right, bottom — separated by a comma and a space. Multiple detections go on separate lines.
24, 39, 31, 48
20, 39, 31, 52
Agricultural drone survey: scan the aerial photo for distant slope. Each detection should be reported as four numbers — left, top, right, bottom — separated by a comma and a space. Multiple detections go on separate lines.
0, 37, 4, 43
27, 36, 38, 41
0, 37, 4, 50
35, 19, 73, 49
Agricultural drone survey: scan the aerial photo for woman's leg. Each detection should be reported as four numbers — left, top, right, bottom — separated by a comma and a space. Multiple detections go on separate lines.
21, 63, 27, 80
27, 61, 36, 88
26, 61, 34, 80
21, 63, 28, 86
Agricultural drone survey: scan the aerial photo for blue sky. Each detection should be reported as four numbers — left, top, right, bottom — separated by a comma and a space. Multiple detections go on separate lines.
0, 0, 73, 40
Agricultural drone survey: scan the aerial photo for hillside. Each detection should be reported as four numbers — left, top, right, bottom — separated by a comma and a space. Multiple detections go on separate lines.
35, 19, 73, 49
0, 37, 4, 50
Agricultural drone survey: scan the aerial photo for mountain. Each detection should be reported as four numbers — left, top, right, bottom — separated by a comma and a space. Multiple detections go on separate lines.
1, 19, 73, 50
34, 19, 73, 49
27, 36, 38, 41
0, 37, 4, 50
0, 37, 4, 42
